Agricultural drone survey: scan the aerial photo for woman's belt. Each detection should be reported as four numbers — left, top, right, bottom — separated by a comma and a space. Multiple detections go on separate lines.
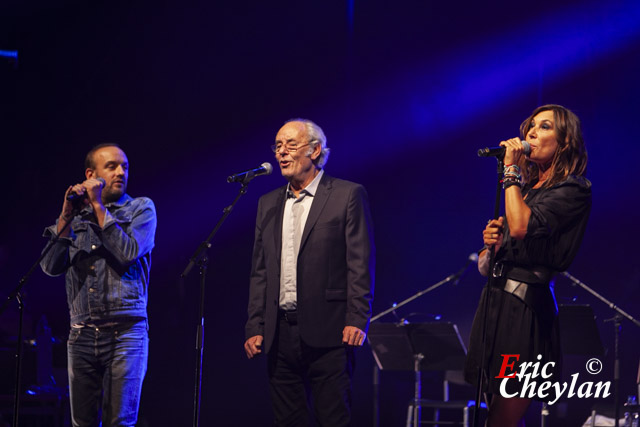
494, 278, 559, 317
492, 261, 554, 285
490, 262, 558, 316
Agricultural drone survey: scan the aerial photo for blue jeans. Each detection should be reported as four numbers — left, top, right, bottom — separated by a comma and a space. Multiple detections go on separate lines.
67, 319, 148, 427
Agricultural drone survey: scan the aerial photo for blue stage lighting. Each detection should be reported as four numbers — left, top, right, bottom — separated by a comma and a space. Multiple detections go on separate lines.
0, 50, 18, 58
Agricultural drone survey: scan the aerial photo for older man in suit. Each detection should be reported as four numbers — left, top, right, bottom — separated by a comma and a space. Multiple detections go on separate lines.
244, 119, 375, 426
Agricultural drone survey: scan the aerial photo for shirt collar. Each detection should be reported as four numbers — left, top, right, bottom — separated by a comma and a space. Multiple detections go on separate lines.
107, 193, 133, 207
286, 169, 324, 199
79, 193, 132, 214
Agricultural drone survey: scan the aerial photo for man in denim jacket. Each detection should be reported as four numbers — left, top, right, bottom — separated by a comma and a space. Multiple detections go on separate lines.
40, 143, 156, 427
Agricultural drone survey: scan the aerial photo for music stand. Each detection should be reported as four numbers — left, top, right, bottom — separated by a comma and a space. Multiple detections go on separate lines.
555, 305, 612, 427
558, 304, 605, 357
368, 322, 472, 427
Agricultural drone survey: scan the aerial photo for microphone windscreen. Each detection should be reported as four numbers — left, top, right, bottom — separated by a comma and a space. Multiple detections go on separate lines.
261, 162, 273, 175
521, 140, 531, 156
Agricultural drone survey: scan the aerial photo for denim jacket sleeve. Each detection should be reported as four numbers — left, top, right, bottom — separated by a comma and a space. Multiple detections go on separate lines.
40, 225, 74, 277
40, 196, 157, 275
101, 197, 157, 266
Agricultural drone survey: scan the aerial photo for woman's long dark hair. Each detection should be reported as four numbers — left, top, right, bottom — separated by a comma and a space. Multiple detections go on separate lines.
518, 104, 588, 187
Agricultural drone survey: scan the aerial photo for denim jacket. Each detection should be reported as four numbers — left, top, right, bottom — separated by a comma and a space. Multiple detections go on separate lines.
40, 194, 157, 325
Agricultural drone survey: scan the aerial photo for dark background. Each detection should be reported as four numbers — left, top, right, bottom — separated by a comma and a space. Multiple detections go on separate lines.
1, 0, 639, 425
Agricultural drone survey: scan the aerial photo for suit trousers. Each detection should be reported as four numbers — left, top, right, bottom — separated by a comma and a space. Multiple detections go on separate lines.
268, 315, 355, 427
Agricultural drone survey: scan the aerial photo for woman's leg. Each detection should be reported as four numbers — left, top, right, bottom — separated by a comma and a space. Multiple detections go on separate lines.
486, 395, 531, 427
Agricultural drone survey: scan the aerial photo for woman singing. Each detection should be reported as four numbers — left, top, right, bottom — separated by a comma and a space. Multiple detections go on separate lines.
464, 104, 591, 426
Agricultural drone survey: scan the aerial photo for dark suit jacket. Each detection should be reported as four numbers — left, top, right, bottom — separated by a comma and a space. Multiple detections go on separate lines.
245, 173, 375, 353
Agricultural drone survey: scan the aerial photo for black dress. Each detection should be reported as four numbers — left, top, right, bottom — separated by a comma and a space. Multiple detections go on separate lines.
464, 175, 592, 398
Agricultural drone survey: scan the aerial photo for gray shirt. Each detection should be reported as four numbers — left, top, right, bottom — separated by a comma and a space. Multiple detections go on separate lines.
279, 169, 324, 310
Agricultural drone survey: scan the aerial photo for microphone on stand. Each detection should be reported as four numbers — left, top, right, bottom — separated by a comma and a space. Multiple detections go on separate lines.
452, 252, 480, 286
227, 162, 273, 184
477, 140, 531, 158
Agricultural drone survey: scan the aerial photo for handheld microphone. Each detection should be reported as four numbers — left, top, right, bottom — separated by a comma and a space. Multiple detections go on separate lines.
227, 162, 273, 184
66, 178, 106, 201
477, 140, 531, 158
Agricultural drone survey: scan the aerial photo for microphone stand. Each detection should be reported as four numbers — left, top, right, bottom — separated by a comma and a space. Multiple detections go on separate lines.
0, 206, 78, 427
180, 181, 251, 427
472, 157, 504, 427
369, 254, 477, 427
562, 271, 640, 427
370, 260, 475, 323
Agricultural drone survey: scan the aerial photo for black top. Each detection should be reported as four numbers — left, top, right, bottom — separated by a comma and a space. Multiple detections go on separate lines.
498, 175, 592, 272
